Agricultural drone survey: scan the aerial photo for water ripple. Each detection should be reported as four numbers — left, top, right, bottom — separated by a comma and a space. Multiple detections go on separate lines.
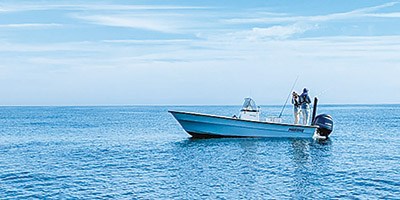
0, 105, 399, 199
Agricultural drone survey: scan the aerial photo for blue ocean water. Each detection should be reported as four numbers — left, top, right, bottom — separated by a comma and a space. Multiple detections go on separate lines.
0, 105, 399, 199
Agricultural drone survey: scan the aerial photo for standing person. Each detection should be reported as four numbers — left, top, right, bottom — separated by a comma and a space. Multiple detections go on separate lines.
291, 91, 300, 124
299, 88, 312, 125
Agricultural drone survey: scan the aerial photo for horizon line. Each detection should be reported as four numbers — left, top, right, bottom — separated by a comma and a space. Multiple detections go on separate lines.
0, 103, 399, 107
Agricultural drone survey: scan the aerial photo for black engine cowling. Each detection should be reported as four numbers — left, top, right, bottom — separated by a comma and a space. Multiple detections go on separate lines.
312, 114, 333, 137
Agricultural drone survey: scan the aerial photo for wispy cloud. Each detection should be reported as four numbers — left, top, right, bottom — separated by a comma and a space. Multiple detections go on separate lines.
228, 23, 317, 40
75, 15, 183, 33
225, 1, 400, 24
6, 35, 400, 62
0, 4, 207, 12
101, 39, 192, 44
219, 1, 400, 40
351, 1, 399, 13
1, 2, 210, 34
0, 41, 96, 52
363, 13, 400, 17
0, 23, 62, 28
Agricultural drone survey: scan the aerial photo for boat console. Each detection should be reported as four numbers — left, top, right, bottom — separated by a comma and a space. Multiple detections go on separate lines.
239, 98, 260, 121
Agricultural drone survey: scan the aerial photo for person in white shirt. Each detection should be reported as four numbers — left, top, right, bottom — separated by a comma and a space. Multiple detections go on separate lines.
291, 91, 300, 124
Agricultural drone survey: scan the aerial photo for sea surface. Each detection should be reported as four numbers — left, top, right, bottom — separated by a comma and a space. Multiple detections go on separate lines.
0, 105, 399, 199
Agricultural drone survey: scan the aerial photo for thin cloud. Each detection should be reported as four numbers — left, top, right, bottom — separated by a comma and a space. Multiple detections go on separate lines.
77, 5, 209, 10
102, 39, 193, 44
76, 15, 182, 33
350, 1, 399, 13
0, 4, 208, 12
252, 11, 288, 16
220, 2, 400, 40
228, 23, 317, 40
363, 13, 400, 17
0, 23, 62, 28
0, 41, 96, 52
225, 1, 400, 24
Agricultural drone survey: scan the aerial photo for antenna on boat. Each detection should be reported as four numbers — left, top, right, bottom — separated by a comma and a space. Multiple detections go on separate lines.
278, 76, 299, 118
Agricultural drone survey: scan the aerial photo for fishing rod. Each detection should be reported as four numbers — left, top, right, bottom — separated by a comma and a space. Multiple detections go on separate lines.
278, 76, 299, 118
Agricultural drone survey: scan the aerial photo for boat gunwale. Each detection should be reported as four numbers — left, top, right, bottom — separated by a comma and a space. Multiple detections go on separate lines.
168, 110, 318, 128
178, 118, 314, 135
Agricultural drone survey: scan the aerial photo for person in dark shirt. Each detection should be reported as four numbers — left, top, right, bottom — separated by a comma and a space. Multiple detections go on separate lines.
299, 88, 311, 125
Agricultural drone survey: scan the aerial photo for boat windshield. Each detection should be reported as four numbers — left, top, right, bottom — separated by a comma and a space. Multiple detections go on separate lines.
241, 98, 258, 111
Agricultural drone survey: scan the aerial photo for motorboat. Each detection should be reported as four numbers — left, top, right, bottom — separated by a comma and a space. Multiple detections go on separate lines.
169, 97, 333, 139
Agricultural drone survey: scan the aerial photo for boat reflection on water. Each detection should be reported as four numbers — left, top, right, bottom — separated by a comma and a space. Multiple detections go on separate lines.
289, 139, 333, 198
169, 138, 332, 199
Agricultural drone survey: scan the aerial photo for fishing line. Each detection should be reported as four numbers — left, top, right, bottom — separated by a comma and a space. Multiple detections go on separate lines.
278, 76, 299, 118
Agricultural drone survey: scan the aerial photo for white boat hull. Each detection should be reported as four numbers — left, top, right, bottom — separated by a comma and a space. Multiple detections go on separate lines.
169, 111, 318, 139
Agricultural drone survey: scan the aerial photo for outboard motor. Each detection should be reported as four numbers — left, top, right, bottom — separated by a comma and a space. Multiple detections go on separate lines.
313, 114, 333, 137
311, 97, 333, 138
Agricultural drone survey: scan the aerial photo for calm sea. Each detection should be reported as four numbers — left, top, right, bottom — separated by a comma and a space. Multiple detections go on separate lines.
0, 105, 399, 199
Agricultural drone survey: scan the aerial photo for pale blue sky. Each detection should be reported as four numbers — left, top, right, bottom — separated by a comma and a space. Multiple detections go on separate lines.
0, 0, 399, 105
